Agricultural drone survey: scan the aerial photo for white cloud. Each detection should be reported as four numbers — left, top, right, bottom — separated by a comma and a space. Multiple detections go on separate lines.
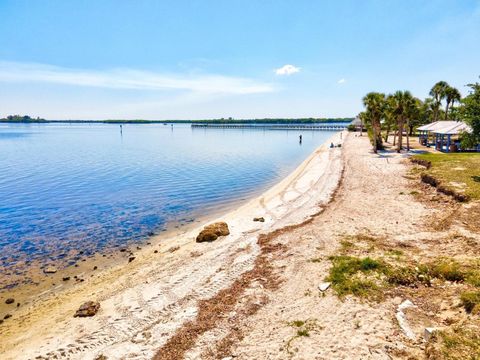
0, 61, 274, 95
275, 64, 300, 76
337, 78, 346, 84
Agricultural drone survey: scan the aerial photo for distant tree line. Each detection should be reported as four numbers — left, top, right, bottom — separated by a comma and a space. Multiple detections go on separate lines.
0, 115, 47, 123
359, 77, 480, 153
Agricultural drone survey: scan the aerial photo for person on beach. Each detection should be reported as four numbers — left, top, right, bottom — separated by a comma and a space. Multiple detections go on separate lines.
330, 142, 334, 148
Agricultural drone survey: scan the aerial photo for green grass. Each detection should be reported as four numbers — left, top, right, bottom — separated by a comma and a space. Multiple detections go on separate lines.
285, 319, 322, 354
385, 265, 431, 286
326, 256, 385, 299
327, 254, 479, 300
426, 326, 480, 360
467, 271, 480, 287
289, 320, 305, 327
460, 291, 480, 314
413, 153, 480, 200
296, 329, 310, 337
339, 239, 355, 253
431, 259, 466, 282
386, 249, 404, 256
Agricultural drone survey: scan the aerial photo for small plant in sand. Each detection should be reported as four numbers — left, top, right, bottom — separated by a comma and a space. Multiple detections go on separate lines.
425, 325, 480, 360
430, 259, 466, 282
339, 239, 355, 254
325, 255, 386, 299
460, 291, 480, 314
386, 249, 404, 257
284, 319, 322, 354
466, 271, 480, 287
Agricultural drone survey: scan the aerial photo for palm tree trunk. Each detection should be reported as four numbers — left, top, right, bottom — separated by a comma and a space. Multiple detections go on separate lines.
397, 118, 404, 153
406, 119, 410, 151
374, 119, 383, 151
384, 124, 390, 142
393, 130, 397, 146
450, 99, 456, 119
445, 101, 450, 120
433, 97, 440, 122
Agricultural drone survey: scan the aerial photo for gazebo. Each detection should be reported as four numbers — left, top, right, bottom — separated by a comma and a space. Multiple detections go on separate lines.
417, 121, 472, 152
350, 116, 363, 131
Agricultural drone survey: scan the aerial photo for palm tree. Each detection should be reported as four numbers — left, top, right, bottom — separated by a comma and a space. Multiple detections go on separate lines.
408, 98, 431, 136
390, 90, 415, 153
362, 92, 386, 153
405, 97, 421, 151
429, 81, 449, 122
383, 96, 396, 143
444, 86, 461, 120
358, 112, 367, 136
423, 97, 435, 122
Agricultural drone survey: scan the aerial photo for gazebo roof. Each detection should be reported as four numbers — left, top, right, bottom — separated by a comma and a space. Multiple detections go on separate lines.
433, 122, 472, 135
351, 116, 362, 125
417, 121, 461, 132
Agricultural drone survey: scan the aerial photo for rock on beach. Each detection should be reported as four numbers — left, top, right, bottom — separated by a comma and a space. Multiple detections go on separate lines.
196, 222, 230, 243
43, 266, 57, 274
74, 301, 100, 318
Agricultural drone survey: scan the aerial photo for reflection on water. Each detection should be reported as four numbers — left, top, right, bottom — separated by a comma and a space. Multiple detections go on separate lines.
0, 123, 334, 284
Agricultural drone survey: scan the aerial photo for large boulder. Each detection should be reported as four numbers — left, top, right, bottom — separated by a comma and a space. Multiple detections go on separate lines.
74, 301, 100, 317
196, 222, 230, 243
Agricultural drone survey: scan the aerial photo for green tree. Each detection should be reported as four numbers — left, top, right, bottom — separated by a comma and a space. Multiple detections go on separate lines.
444, 86, 462, 120
460, 79, 480, 148
383, 96, 397, 142
362, 92, 386, 153
405, 96, 422, 150
390, 90, 415, 152
429, 81, 449, 122
407, 98, 433, 137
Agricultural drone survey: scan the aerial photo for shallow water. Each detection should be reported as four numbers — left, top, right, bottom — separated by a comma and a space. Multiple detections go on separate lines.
0, 123, 335, 285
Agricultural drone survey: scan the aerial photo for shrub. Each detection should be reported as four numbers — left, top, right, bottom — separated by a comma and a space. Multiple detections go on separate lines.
431, 260, 466, 282
467, 271, 480, 287
460, 291, 480, 314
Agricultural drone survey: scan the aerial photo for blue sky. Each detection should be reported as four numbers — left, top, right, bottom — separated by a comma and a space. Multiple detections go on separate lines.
0, 0, 479, 119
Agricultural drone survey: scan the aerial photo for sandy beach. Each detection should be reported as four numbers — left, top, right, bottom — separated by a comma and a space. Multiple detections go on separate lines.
1, 132, 344, 359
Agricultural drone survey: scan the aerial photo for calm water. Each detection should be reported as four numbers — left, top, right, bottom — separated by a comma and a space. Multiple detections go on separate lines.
0, 123, 334, 283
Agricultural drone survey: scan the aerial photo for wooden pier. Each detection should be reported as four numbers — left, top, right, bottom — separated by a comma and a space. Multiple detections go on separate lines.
190, 123, 349, 131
